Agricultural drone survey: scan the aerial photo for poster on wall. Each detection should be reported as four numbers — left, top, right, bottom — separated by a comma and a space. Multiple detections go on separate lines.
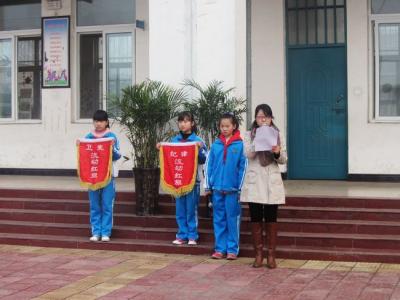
42, 16, 70, 88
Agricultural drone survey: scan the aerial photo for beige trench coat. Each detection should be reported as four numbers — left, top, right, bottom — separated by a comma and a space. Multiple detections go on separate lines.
240, 130, 287, 205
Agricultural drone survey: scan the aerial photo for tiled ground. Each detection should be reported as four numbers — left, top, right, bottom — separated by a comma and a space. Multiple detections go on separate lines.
1, 245, 400, 299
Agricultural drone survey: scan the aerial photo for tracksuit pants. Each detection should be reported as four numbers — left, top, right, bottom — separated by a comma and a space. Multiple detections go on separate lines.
175, 184, 200, 241
88, 179, 115, 237
212, 191, 241, 255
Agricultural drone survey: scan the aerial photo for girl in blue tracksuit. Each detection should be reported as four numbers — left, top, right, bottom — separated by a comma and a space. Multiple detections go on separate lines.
159, 111, 207, 245
205, 113, 247, 260
84, 110, 121, 242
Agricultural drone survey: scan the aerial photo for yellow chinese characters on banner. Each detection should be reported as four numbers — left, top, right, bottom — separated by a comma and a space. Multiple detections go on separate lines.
77, 138, 113, 190
160, 142, 198, 197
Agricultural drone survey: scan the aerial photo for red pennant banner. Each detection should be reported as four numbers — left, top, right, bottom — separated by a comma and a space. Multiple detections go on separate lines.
160, 142, 198, 197
77, 138, 113, 190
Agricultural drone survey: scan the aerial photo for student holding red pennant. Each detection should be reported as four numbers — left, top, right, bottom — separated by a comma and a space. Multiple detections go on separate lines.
77, 110, 121, 243
158, 112, 207, 246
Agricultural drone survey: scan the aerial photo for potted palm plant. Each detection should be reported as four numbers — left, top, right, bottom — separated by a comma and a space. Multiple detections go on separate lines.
183, 79, 247, 147
111, 80, 185, 215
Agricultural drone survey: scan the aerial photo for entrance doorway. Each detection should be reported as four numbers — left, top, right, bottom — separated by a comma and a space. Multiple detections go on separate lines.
286, 0, 348, 179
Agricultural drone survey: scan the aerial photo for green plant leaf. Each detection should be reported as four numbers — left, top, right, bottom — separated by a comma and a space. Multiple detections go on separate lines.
183, 79, 247, 147
109, 80, 185, 168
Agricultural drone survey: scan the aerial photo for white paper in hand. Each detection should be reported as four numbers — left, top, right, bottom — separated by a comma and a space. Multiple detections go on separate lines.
254, 126, 279, 152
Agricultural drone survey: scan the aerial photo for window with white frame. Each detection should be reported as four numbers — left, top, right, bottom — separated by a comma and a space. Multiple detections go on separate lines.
372, 0, 400, 119
77, 0, 136, 119
0, 0, 42, 121
17, 36, 42, 120
0, 39, 12, 119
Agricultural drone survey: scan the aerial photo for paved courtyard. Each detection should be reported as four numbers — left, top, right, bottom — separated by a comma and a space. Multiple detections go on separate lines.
0, 245, 400, 299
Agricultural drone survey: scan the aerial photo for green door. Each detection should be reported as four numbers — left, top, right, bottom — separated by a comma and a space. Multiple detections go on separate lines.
286, 0, 347, 179
288, 47, 347, 179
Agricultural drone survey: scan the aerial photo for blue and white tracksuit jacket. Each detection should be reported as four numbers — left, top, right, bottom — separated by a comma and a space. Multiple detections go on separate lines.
205, 133, 247, 255
171, 132, 207, 241
85, 131, 121, 237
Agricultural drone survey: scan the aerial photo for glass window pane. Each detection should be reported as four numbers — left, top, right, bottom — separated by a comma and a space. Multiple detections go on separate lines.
287, 1, 345, 47
336, 8, 345, 43
307, 9, 317, 44
106, 33, 133, 115
287, 0, 297, 9
79, 34, 103, 119
372, 0, 400, 14
317, 9, 325, 44
326, 8, 335, 43
0, 1, 41, 31
0, 39, 12, 119
298, 10, 307, 44
288, 10, 297, 45
297, 0, 306, 8
378, 24, 400, 117
307, 0, 316, 7
17, 37, 42, 120
77, 0, 135, 26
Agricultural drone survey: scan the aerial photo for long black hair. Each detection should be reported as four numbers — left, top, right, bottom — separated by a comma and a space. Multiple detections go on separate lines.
178, 111, 197, 133
219, 112, 239, 133
251, 104, 278, 131
93, 109, 110, 128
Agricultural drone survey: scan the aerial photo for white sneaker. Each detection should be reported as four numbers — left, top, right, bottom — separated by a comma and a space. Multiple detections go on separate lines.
172, 238, 187, 245
89, 236, 100, 242
101, 236, 110, 242
188, 239, 197, 246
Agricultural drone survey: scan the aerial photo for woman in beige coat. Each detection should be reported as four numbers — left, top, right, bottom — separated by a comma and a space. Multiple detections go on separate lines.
240, 104, 287, 268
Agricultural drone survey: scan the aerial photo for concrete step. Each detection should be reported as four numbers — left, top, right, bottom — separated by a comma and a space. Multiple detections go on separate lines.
3, 197, 400, 223
2, 219, 400, 250
2, 189, 400, 263
0, 198, 134, 213
2, 232, 400, 263
2, 188, 400, 209
280, 206, 400, 221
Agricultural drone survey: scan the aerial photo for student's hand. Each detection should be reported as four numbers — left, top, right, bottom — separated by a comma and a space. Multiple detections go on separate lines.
196, 142, 203, 148
76, 140, 80, 146
272, 145, 281, 154
156, 143, 161, 150
205, 190, 212, 196
111, 139, 115, 145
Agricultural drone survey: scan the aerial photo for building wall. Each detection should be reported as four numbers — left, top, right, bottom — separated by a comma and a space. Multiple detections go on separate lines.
251, 0, 400, 176
148, 0, 186, 86
149, 0, 246, 94
0, 0, 245, 171
250, 0, 286, 133
5, 0, 395, 176
136, 0, 150, 83
0, 0, 149, 171
347, 0, 400, 175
